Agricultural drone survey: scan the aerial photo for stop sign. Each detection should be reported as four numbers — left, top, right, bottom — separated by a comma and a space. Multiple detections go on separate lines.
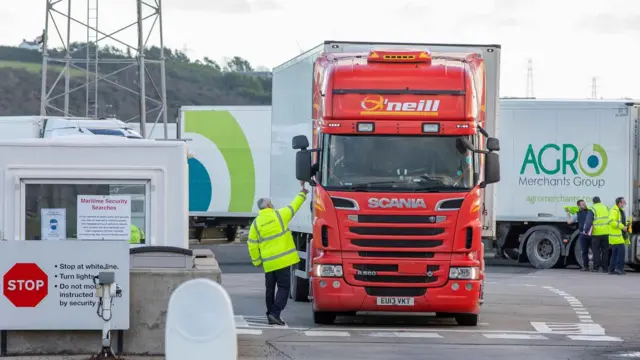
2, 263, 49, 307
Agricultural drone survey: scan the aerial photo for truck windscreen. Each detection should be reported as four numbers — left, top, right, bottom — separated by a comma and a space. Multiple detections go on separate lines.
320, 135, 475, 192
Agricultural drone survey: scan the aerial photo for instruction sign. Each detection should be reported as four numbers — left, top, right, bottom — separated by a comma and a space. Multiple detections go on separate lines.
41, 208, 66, 240
0, 240, 130, 330
77, 195, 131, 240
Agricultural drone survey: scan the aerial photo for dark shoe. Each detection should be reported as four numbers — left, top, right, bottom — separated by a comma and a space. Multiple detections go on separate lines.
580, 267, 590, 272
616, 270, 626, 275
267, 314, 286, 326
591, 267, 599, 272
602, 268, 608, 273
608, 271, 615, 275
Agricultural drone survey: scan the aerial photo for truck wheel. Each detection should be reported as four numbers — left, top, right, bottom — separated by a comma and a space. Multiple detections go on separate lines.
628, 264, 640, 272
573, 238, 592, 268
225, 225, 237, 242
525, 227, 562, 269
455, 313, 478, 326
290, 234, 309, 302
313, 311, 337, 325
290, 264, 309, 302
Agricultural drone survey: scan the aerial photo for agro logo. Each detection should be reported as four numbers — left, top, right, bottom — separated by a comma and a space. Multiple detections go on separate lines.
519, 143, 608, 188
520, 143, 608, 177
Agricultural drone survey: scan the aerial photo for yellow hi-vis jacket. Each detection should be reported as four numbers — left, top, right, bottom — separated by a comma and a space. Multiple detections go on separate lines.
130, 224, 145, 244
608, 205, 629, 245
248, 191, 308, 273
591, 203, 610, 236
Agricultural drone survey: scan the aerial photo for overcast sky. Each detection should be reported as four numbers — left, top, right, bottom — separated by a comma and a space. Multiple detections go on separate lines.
1, 0, 638, 99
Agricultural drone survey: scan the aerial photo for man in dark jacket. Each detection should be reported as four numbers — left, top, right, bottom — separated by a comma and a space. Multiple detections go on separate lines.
567, 199, 594, 271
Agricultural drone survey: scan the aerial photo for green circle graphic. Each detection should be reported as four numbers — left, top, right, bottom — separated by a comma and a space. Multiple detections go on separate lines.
578, 144, 608, 177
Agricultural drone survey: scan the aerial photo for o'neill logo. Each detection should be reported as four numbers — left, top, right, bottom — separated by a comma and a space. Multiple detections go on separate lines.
360, 95, 440, 116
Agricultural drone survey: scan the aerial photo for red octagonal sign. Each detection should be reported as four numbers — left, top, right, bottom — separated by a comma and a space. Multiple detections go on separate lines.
2, 263, 49, 307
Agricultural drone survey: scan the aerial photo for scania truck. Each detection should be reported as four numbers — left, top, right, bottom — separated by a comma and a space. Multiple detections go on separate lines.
271, 41, 501, 326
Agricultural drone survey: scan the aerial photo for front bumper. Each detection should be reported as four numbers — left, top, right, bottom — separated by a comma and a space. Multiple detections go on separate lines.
311, 277, 481, 314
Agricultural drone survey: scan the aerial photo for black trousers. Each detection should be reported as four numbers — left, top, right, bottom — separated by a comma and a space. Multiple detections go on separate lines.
579, 233, 592, 268
592, 235, 609, 270
265, 267, 291, 317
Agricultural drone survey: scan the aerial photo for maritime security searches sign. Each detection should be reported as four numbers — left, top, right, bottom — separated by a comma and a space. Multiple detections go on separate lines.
519, 143, 608, 189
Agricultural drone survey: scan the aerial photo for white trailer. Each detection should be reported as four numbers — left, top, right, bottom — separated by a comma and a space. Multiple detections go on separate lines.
0, 136, 188, 248
496, 99, 640, 269
130, 106, 272, 241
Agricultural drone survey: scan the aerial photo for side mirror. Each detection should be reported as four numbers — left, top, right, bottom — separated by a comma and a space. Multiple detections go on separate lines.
481, 152, 500, 187
487, 137, 500, 152
295, 150, 313, 182
292, 135, 309, 150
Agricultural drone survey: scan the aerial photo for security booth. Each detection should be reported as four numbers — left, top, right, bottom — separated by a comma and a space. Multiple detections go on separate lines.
0, 137, 188, 248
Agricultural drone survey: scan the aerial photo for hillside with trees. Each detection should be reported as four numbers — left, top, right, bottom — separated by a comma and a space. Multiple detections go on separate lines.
0, 45, 272, 121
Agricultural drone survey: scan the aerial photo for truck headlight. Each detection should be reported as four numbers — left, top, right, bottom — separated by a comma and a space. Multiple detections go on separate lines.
314, 264, 343, 277
449, 267, 479, 280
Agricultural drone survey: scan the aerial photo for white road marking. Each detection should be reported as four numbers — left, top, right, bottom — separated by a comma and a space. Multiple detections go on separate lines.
530, 322, 605, 335
612, 351, 640, 357
542, 286, 596, 324
236, 329, 263, 335
304, 330, 351, 337
568, 335, 624, 342
369, 332, 443, 338
483, 333, 548, 340
233, 315, 249, 328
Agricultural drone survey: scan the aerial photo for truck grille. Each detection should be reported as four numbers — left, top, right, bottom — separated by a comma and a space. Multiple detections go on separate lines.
358, 251, 434, 258
343, 213, 451, 288
352, 239, 443, 248
350, 227, 444, 236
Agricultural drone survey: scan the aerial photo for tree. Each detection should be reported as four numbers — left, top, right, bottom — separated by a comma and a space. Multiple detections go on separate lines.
0, 45, 272, 118
203, 57, 221, 71
224, 56, 253, 72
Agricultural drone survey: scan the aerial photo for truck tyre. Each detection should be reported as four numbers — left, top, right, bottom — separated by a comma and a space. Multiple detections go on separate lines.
525, 227, 563, 269
225, 225, 238, 242
290, 264, 309, 302
290, 234, 309, 302
573, 237, 592, 268
455, 313, 478, 326
628, 264, 640, 272
313, 311, 337, 325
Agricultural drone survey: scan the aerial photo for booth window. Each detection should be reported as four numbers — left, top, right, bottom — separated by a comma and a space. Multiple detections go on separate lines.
24, 181, 148, 241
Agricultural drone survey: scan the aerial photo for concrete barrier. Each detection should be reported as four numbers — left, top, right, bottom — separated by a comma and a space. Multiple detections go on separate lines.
1, 251, 221, 356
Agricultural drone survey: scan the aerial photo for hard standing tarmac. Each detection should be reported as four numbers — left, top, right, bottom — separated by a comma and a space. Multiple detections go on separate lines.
215, 243, 640, 360
15, 243, 640, 360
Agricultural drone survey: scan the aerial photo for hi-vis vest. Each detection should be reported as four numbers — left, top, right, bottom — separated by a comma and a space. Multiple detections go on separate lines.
591, 203, 610, 236
247, 192, 308, 273
608, 205, 627, 245
130, 224, 144, 244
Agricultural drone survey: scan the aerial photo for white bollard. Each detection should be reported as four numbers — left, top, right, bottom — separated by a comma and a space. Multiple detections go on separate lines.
165, 278, 236, 360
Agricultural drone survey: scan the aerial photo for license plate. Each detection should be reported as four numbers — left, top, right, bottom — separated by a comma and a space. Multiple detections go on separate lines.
376, 297, 414, 306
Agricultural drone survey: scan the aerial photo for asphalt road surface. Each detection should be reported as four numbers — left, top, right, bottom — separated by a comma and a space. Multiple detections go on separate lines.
201, 243, 640, 360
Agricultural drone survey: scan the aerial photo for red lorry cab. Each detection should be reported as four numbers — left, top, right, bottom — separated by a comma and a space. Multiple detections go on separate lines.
292, 46, 500, 326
